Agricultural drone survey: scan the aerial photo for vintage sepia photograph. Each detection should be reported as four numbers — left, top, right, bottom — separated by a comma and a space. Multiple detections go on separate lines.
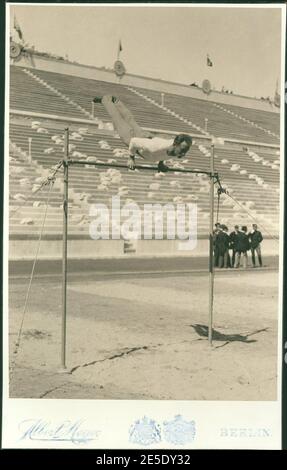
3, 2, 285, 449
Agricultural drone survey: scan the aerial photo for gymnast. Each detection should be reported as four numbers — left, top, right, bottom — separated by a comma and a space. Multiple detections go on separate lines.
93, 95, 192, 172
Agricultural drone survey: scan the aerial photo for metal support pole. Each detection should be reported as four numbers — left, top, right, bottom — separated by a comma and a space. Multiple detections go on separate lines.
28, 137, 32, 163
92, 101, 95, 118
60, 128, 69, 371
208, 144, 215, 345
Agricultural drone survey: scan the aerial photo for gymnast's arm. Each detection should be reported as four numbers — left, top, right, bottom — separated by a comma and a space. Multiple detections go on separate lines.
127, 138, 145, 169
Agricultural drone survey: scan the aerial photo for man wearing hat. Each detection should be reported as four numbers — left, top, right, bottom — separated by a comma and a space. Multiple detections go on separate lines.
248, 224, 263, 267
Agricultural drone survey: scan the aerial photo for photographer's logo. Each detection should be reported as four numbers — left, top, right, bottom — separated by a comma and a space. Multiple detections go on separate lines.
129, 416, 161, 446
163, 415, 196, 445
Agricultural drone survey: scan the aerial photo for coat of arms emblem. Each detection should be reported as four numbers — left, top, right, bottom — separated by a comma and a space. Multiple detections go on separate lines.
129, 416, 161, 446
163, 415, 196, 445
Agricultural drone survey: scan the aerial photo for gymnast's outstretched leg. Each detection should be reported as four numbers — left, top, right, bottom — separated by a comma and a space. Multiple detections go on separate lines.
93, 95, 152, 145
93, 95, 192, 171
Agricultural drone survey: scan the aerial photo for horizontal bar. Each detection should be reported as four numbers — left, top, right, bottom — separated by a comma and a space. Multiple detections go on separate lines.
67, 159, 212, 176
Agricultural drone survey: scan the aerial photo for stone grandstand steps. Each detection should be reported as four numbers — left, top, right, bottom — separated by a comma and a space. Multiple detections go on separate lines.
23, 68, 94, 120
216, 102, 280, 138
9, 133, 81, 236
20, 67, 195, 134
10, 122, 280, 186
10, 65, 280, 145
13, 66, 280, 145
10, 66, 87, 120
126, 86, 208, 136
133, 87, 279, 145
10, 122, 280, 190
9, 60, 280, 242
9, 119, 279, 236
212, 102, 279, 140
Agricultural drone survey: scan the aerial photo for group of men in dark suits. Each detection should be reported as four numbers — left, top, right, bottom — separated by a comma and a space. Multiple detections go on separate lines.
213, 223, 263, 269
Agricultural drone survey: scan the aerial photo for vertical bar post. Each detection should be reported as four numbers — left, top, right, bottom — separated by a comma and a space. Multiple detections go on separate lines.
28, 137, 32, 163
91, 101, 95, 118
208, 143, 215, 345
60, 128, 69, 371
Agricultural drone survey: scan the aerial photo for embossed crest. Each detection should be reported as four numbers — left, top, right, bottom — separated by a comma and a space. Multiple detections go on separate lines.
129, 416, 161, 446
163, 415, 196, 445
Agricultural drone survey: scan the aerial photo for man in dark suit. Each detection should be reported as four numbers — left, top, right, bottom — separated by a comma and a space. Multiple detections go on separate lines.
229, 225, 240, 268
213, 222, 221, 267
234, 226, 250, 269
216, 225, 230, 269
248, 224, 263, 267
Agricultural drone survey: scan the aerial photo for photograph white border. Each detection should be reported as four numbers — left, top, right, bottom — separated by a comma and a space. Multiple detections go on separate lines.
2, 2, 286, 450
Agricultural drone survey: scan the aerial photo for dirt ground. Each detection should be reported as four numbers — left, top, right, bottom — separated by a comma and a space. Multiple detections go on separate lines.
9, 269, 279, 400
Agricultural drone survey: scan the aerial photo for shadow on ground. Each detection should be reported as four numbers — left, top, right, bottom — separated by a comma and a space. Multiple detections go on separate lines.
191, 324, 268, 344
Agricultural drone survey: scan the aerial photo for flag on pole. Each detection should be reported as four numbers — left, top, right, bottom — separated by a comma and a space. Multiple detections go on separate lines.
207, 54, 213, 67
117, 40, 123, 59
14, 15, 23, 40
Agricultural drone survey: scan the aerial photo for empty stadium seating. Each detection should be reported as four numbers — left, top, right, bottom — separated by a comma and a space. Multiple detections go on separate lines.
217, 101, 279, 137
133, 87, 279, 144
9, 117, 279, 238
10, 66, 86, 120
12, 66, 196, 134
9, 63, 280, 253
11, 66, 280, 144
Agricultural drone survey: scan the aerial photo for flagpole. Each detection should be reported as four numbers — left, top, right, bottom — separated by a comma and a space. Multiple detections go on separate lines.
116, 40, 122, 84
14, 14, 24, 42
117, 39, 121, 60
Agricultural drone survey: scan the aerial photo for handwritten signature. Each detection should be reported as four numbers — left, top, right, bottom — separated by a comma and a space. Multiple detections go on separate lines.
19, 419, 101, 444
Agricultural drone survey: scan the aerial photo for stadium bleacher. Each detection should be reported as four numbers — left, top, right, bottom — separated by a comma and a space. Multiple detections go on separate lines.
9, 63, 280, 252
132, 87, 279, 144
11, 66, 280, 144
